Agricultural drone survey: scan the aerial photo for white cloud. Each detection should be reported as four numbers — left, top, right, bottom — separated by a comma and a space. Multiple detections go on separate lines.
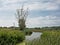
0, 20, 14, 27
1, 0, 27, 4
55, 0, 60, 4
0, 18, 18, 27
23, 2, 59, 10
0, 15, 60, 27
0, 0, 59, 11
0, 0, 60, 27
26, 16, 60, 28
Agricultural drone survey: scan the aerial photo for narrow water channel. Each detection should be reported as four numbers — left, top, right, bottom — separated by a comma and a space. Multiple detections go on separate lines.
25, 32, 42, 41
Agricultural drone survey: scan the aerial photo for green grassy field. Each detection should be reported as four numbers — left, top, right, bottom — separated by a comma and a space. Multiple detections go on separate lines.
0, 27, 60, 45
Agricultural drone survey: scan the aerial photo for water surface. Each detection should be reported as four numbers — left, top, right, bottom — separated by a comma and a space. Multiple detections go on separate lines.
25, 32, 42, 41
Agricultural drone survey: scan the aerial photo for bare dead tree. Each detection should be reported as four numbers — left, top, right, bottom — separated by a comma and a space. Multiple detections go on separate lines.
16, 6, 28, 31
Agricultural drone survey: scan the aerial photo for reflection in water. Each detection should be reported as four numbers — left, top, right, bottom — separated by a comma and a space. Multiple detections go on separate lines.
25, 32, 42, 41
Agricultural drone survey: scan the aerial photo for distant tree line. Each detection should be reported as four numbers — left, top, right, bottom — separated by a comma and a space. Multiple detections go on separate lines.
34, 26, 60, 30
0, 26, 60, 31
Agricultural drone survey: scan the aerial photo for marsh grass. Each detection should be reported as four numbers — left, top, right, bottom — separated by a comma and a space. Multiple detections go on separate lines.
0, 30, 25, 45
26, 31, 60, 45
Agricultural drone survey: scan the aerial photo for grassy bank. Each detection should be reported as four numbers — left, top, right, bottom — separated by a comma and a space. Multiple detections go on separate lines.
0, 30, 25, 45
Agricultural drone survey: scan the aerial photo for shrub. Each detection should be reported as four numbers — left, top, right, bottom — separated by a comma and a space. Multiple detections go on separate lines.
24, 30, 32, 35
0, 30, 25, 45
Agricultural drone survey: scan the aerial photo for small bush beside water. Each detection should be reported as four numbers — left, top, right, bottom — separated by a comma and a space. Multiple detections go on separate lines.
0, 30, 25, 45
24, 30, 32, 35
26, 31, 60, 45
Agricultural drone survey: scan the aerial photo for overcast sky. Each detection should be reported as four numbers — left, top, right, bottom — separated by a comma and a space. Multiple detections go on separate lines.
0, 0, 60, 28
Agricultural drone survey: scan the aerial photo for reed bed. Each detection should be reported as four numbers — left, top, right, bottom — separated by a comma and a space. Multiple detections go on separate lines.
26, 31, 60, 45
